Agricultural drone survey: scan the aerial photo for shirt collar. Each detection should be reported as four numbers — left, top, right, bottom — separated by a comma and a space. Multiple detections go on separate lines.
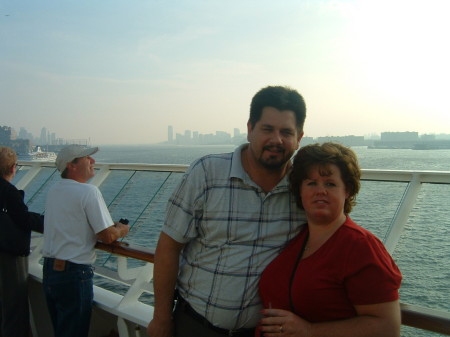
230, 143, 248, 180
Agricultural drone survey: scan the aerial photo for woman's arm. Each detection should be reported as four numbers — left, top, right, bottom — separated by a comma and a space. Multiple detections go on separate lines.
6, 187, 43, 232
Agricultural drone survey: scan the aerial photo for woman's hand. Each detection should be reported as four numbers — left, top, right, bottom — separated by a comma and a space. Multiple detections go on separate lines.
260, 308, 312, 337
260, 301, 401, 337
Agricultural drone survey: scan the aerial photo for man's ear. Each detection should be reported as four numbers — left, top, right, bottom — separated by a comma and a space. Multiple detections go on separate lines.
247, 120, 253, 142
295, 131, 304, 149
66, 162, 75, 172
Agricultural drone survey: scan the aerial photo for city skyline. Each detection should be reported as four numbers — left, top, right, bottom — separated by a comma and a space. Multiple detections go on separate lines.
4, 124, 450, 147
163, 127, 450, 148
2, 1, 449, 145
13, 125, 90, 147
3, 124, 450, 153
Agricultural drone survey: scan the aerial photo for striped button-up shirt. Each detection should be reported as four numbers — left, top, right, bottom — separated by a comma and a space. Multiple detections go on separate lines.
163, 144, 306, 330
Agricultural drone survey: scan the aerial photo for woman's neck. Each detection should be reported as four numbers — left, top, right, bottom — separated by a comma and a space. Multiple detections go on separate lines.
304, 214, 347, 254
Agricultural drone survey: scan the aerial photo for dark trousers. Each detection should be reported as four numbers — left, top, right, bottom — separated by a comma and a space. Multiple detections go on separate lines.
43, 258, 94, 337
173, 297, 255, 337
0, 252, 29, 337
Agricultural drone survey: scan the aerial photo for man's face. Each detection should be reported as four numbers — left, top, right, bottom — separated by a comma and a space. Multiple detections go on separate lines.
70, 155, 96, 182
247, 107, 303, 170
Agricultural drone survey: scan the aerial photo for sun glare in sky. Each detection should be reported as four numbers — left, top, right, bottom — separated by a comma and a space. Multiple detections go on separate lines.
1, 0, 449, 144
351, 2, 449, 115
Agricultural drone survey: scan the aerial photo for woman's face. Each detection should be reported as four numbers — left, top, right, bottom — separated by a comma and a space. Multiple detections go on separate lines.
300, 164, 349, 225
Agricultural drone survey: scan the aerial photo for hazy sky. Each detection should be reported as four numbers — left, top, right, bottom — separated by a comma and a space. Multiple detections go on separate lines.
1, 0, 449, 145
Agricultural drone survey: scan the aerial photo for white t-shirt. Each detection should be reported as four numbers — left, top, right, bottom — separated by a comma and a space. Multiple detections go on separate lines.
43, 179, 113, 264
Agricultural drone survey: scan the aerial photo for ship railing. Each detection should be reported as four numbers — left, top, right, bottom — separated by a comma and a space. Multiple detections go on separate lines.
16, 161, 450, 336
92, 239, 450, 336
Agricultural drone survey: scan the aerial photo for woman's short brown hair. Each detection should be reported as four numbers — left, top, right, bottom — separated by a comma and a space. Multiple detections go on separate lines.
289, 142, 361, 214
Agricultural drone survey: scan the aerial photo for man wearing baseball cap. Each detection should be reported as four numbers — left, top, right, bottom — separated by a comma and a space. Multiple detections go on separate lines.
42, 145, 130, 337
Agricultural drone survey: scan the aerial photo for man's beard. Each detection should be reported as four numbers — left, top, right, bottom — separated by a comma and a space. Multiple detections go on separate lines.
258, 146, 290, 170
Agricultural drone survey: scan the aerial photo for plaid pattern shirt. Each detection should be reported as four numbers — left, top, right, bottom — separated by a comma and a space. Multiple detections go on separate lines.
163, 144, 306, 330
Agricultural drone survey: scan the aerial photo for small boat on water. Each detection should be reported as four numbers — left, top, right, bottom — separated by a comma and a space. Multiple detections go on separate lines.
14, 161, 450, 337
18, 146, 57, 162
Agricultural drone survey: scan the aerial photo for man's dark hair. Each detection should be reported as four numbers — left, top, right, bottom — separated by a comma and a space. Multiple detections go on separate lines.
249, 86, 306, 130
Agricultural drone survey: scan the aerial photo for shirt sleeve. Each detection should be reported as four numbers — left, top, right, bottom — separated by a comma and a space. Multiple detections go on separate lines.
344, 233, 402, 305
84, 185, 114, 234
163, 159, 205, 243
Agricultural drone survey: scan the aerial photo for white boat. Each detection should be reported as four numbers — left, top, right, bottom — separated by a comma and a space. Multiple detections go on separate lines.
13, 161, 450, 337
18, 146, 57, 162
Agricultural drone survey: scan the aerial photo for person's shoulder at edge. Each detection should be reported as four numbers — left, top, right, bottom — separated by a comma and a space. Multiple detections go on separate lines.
0, 176, 15, 194
0, 178, 26, 205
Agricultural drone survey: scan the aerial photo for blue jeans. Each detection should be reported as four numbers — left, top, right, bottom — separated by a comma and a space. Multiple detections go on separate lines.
43, 258, 94, 337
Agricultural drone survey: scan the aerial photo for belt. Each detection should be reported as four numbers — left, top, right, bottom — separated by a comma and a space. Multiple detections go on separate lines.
44, 257, 91, 272
176, 296, 255, 337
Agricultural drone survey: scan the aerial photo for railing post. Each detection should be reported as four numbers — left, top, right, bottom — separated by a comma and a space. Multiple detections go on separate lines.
118, 263, 154, 308
384, 174, 422, 253
90, 165, 111, 187
117, 317, 130, 337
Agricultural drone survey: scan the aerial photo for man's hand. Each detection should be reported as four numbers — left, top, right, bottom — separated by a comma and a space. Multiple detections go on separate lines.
96, 222, 129, 243
147, 315, 174, 337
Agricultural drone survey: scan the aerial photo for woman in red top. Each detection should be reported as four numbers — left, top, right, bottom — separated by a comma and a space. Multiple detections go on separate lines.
258, 142, 402, 337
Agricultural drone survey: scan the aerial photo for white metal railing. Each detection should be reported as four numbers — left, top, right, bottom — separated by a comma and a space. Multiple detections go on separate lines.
17, 161, 450, 336
361, 169, 450, 253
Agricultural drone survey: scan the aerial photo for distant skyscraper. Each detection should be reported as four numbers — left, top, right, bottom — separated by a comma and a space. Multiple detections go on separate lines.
168, 125, 173, 143
18, 127, 28, 140
40, 127, 47, 145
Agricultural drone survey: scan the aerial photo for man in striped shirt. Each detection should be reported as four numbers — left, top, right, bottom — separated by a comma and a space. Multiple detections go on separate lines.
147, 86, 307, 337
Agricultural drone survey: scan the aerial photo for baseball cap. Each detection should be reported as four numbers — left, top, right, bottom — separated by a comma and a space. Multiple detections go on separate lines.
55, 145, 99, 172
